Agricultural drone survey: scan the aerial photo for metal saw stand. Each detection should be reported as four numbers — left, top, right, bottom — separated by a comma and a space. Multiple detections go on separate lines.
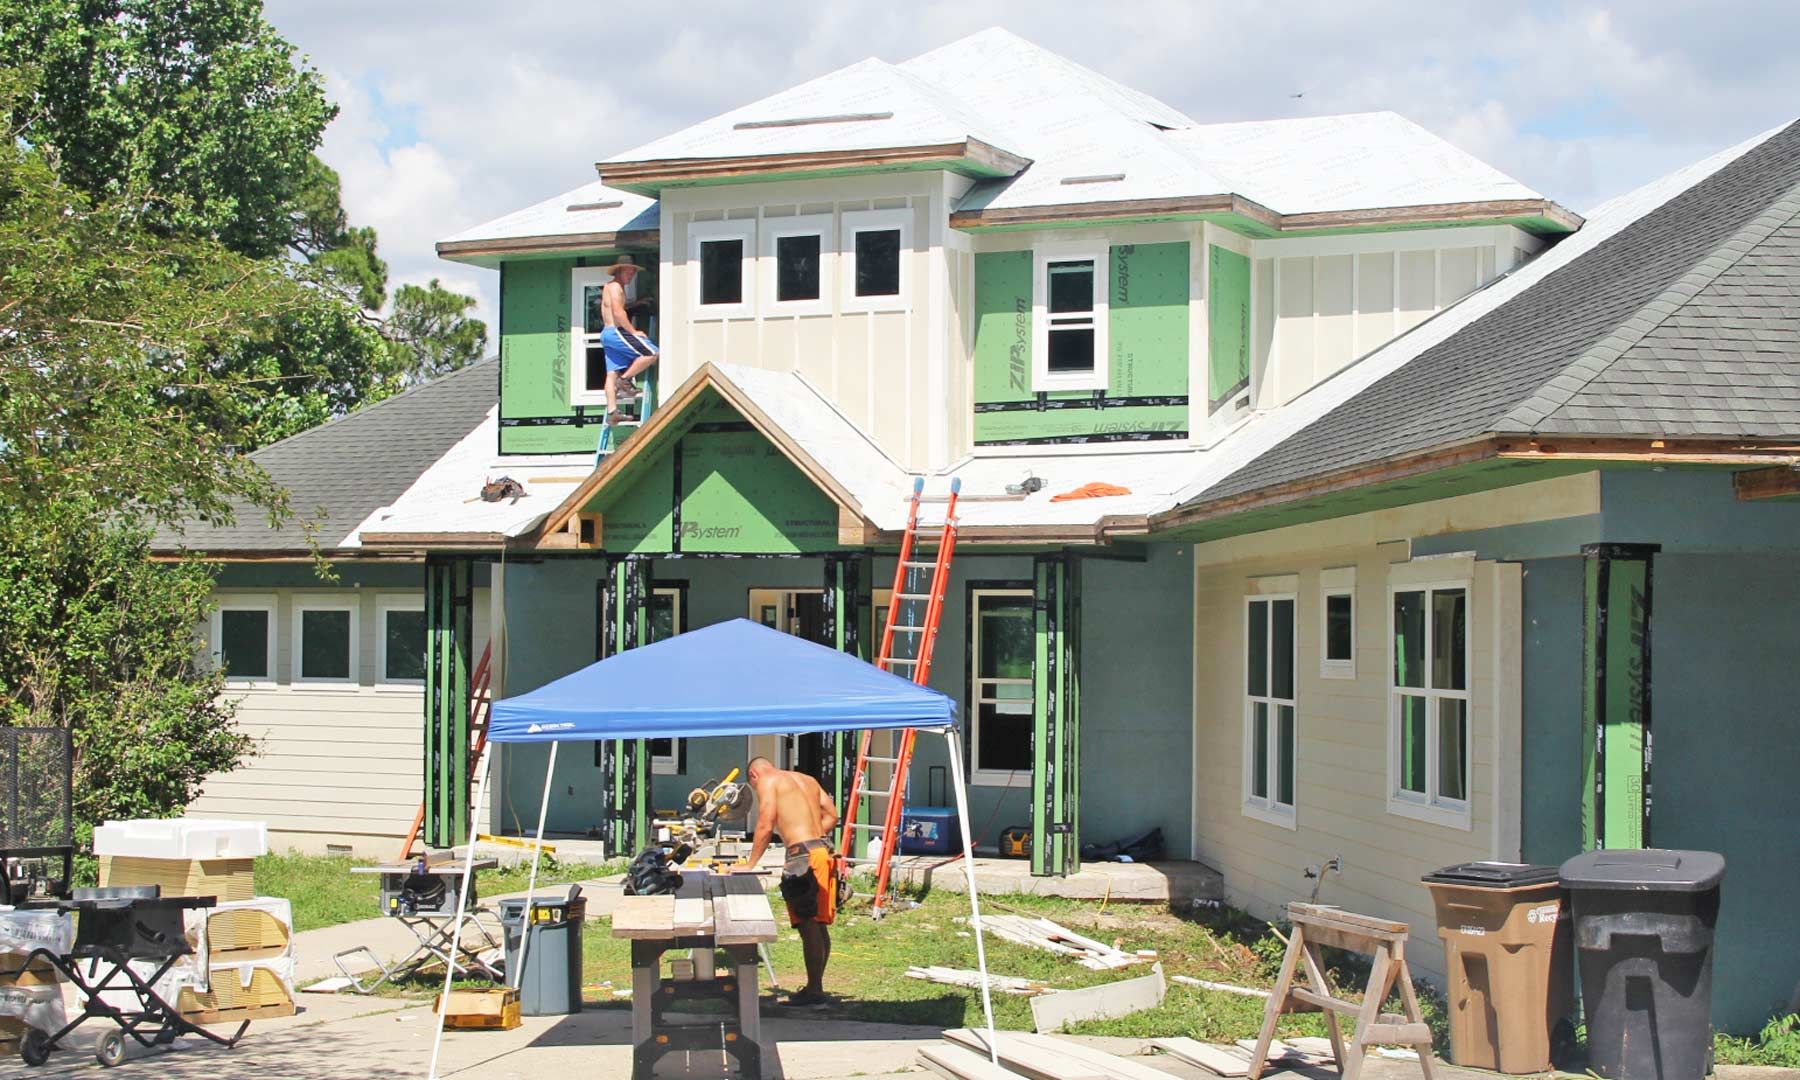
630, 938, 762, 1080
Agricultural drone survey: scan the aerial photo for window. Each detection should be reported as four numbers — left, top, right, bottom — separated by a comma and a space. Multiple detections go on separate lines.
690, 220, 754, 317
762, 215, 832, 313
1244, 592, 1297, 826
841, 209, 910, 311
1389, 583, 1470, 826
646, 586, 687, 774
1320, 567, 1356, 680
293, 598, 358, 685
1032, 248, 1109, 391
568, 266, 637, 406
377, 596, 426, 686
210, 596, 274, 685
969, 588, 1033, 782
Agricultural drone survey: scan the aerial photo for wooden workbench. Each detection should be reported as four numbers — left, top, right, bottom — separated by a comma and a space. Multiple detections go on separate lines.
611, 870, 778, 1080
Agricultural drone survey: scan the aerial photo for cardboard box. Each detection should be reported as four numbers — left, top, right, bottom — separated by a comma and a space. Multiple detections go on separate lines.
189, 898, 292, 964
176, 964, 294, 1017
437, 987, 520, 1031
99, 855, 255, 901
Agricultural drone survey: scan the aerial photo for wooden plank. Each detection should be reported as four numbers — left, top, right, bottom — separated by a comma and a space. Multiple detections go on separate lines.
1288, 987, 1361, 1016
1014, 1033, 1178, 1080
920, 1042, 1030, 1080
1029, 964, 1165, 1033
1288, 903, 1409, 938
942, 1030, 1109, 1080
1150, 1038, 1252, 1077
1361, 1023, 1432, 1046
1236, 1040, 1328, 1067
714, 892, 777, 944
610, 895, 674, 938
671, 897, 710, 934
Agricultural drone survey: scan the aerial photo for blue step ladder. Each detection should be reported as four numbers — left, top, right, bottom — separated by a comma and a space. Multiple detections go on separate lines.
595, 368, 658, 461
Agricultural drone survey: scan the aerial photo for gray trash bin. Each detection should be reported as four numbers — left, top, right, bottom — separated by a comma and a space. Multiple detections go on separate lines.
499, 884, 586, 1016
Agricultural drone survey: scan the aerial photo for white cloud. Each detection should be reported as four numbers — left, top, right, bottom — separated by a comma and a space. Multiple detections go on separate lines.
265, 1, 1800, 341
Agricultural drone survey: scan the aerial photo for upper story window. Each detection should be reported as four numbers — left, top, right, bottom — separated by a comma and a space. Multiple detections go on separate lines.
293, 597, 358, 686
690, 219, 755, 319
1389, 581, 1470, 828
763, 214, 833, 315
841, 209, 910, 312
211, 595, 275, 686
570, 266, 637, 407
1033, 248, 1109, 392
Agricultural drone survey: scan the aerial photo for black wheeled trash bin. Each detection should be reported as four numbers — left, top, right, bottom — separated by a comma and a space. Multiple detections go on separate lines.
499, 884, 586, 1016
1559, 849, 1726, 1080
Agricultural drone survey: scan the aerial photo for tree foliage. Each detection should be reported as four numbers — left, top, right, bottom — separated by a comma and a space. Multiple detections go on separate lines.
388, 279, 489, 384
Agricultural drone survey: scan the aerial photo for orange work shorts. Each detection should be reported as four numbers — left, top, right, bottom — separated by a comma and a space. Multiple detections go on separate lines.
780, 844, 837, 927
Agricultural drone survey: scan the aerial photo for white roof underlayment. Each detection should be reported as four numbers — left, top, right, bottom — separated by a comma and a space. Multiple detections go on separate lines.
449, 29, 1551, 251
438, 179, 656, 248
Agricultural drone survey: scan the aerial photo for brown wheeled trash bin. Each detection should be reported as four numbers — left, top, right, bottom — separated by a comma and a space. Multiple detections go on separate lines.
1423, 862, 1573, 1073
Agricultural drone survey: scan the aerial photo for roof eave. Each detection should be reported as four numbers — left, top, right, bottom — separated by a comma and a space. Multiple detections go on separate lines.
597, 138, 1031, 196
436, 228, 660, 266
950, 195, 1584, 237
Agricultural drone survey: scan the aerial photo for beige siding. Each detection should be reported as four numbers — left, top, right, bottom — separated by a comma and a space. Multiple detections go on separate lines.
1188, 474, 1595, 981
190, 586, 490, 856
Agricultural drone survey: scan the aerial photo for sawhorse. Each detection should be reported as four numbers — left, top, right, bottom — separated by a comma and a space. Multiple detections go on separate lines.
1249, 902, 1437, 1080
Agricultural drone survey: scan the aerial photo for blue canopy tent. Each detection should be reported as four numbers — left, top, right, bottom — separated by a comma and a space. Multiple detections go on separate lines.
428, 619, 1001, 1078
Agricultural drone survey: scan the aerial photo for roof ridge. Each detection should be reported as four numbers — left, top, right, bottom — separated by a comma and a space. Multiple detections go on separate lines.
250, 356, 497, 461
1502, 167, 1800, 433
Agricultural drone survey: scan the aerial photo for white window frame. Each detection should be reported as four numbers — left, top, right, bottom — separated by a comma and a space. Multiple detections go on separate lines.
761, 213, 834, 317
647, 586, 686, 775
568, 265, 639, 408
292, 596, 360, 688
1032, 246, 1110, 392
374, 594, 426, 690
1243, 588, 1297, 828
210, 594, 276, 688
689, 219, 756, 320
1387, 579, 1473, 829
970, 587, 1033, 786
840, 208, 912, 313
1320, 566, 1356, 680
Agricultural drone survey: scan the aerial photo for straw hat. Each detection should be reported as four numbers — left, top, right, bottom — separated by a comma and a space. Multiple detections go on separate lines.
599, 255, 647, 276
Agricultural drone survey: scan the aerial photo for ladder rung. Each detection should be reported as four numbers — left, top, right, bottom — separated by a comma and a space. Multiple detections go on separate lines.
881, 657, 917, 666
901, 560, 938, 569
893, 593, 932, 601
862, 756, 900, 765
890, 625, 927, 633
848, 822, 884, 831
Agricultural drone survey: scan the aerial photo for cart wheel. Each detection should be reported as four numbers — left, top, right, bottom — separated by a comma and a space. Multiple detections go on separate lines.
95, 1029, 126, 1068
19, 1028, 50, 1067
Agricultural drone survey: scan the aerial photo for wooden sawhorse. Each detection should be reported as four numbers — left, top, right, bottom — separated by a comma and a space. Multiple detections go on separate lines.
1249, 902, 1437, 1080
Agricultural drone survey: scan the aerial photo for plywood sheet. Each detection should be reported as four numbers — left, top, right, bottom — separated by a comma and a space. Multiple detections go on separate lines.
1029, 964, 1165, 1033
610, 895, 675, 938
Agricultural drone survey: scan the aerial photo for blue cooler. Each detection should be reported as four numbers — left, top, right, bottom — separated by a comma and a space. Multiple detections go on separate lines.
898, 807, 961, 855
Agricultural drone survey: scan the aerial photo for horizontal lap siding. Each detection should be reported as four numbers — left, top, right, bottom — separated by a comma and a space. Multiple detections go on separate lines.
1191, 548, 1518, 983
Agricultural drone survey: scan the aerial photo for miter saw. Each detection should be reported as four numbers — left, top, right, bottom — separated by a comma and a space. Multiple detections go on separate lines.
625, 770, 750, 896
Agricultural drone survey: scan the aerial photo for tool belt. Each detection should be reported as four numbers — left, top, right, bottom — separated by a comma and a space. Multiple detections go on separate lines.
779, 839, 832, 920
784, 838, 831, 857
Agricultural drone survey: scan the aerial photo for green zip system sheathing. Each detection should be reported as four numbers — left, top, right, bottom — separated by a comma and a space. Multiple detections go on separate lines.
498, 256, 660, 456
423, 556, 474, 848
1031, 554, 1081, 876
1207, 245, 1251, 413
598, 558, 653, 855
820, 553, 874, 812
972, 243, 1190, 446
587, 398, 843, 555
1581, 543, 1657, 851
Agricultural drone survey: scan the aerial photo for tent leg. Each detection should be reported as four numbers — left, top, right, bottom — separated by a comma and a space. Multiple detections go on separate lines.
510, 741, 560, 991
943, 728, 999, 1064
427, 744, 493, 1080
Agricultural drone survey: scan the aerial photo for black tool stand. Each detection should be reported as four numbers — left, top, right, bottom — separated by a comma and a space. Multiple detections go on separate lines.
631, 938, 762, 1080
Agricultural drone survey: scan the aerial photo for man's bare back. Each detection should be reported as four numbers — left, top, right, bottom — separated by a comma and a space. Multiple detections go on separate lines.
742, 760, 837, 866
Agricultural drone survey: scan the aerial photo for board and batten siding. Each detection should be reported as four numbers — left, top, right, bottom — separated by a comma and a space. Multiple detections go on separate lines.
189, 587, 490, 855
1188, 473, 1599, 982
657, 172, 972, 472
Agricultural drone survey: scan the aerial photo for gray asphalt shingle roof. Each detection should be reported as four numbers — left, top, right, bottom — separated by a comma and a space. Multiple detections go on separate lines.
1199, 119, 1800, 504
156, 358, 497, 553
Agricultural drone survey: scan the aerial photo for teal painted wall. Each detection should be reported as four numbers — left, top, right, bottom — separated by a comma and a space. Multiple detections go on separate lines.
1518, 557, 1584, 867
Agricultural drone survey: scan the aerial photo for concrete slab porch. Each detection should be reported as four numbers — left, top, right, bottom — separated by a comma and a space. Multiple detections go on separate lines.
883, 857, 1224, 905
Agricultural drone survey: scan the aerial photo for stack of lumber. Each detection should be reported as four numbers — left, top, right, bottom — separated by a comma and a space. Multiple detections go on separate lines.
905, 966, 1057, 996
1150, 1036, 1331, 1076
0, 912, 71, 1058
973, 915, 1139, 970
924, 1029, 1189, 1080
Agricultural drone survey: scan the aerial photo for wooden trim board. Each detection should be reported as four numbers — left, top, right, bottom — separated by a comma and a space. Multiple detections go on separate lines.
1029, 964, 1165, 1032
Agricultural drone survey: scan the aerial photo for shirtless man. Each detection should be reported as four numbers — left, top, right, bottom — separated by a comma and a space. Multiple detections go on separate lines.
736, 756, 839, 1006
596, 255, 660, 425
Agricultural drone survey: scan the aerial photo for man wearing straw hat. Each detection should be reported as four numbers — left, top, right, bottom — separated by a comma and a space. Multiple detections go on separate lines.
597, 255, 660, 424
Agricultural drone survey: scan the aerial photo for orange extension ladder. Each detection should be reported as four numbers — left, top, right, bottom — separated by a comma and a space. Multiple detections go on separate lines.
836, 476, 961, 918
397, 642, 495, 861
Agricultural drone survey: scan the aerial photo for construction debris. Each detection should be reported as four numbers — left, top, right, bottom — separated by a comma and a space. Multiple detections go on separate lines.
939, 1029, 1175, 1080
1029, 963, 1164, 1032
1169, 974, 1271, 999
905, 966, 1057, 996
1152, 1037, 1255, 1077
973, 914, 1140, 970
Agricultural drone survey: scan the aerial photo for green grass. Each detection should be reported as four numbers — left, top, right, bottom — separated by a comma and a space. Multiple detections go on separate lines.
256, 851, 624, 933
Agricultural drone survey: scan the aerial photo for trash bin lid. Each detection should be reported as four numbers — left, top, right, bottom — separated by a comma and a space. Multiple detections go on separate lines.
1559, 848, 1726, 892
1421, 861, 1560, 888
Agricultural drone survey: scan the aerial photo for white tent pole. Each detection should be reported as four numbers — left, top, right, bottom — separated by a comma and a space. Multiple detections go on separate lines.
943, 727, 999, 1064
427, 743, 494, 1080
510, 740, 560, 990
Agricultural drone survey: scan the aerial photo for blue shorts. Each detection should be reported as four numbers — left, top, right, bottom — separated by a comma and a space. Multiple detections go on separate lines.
600, 326, 658, 373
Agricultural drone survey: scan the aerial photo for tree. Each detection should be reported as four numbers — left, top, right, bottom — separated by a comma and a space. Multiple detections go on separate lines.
387, 279, 489, 383
0, 0, 335, 258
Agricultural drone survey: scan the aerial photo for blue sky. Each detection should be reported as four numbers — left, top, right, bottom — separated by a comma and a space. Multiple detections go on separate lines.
263, 1, 1800, 331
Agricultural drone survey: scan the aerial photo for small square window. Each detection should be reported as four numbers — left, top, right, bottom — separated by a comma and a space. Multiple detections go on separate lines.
854, 229, 901, 297
219, 609, 270, 680
381, 605, 426, 683
775, 234, 822, 302
700, 238, 744, 306
296, 604, 356, 683
1326, 595, 1353, 661
1321, 569, 1356, 680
